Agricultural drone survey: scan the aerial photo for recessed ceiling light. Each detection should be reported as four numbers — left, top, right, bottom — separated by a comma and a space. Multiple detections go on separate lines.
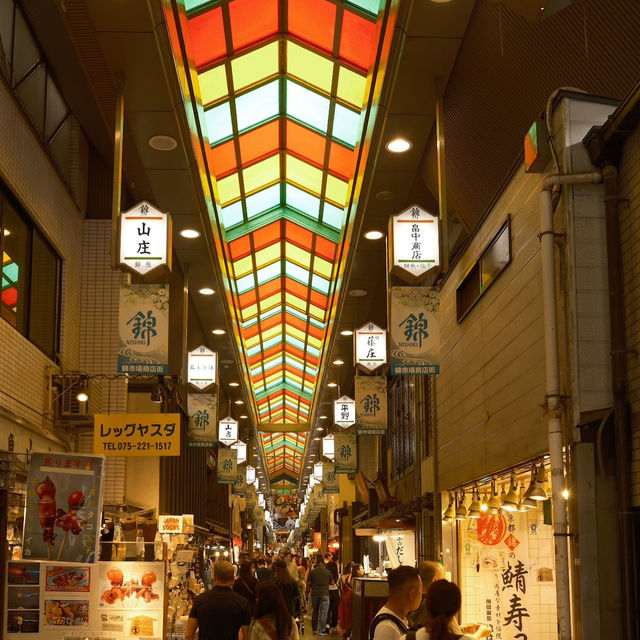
148, 134, 178, 151
340, 329, 353, 336
199, 287, 215, 295
179, 228, 200, 239
234, 400, 244, 405
376, 190, 394, 201
221, 359, 233, 364
386, 137, 412, 153
332, 359, 344, 365
240, 415, 248, 419
319, 415, 328, 419
349, 289, 367, 297
212, 329, 226, 335
316, 427, 324, 433
313, 437, 321, 441
364, 230, 384, 240
327, 382, 337, 388
229, 382, 240, 387
3, 229, 10, 236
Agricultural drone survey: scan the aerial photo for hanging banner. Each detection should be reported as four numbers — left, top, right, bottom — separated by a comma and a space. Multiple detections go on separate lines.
218, 416, 238, 445
355, 376, 388, 436
389, 287, 440, 375
187, 345, 218, 389
217, 447, 237, 484
232, 473, 247, 497
384, 530, 416, 568
354, 321, 387, 371
118, 284, 169, 374
322, 462, 340, 494
334, 395, 356, 429
187, 393, 217, 447
231, 440, 247, 464
119, 200, 172, 276
389, 204, 439, 282
246, 487, 257, 509
334, 432, 357, 474
94, 413, 181, 456
23, 453, 104, 563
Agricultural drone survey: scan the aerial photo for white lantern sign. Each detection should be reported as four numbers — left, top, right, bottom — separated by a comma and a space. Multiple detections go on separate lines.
231, 440, 247, 464
323, 434, 335, 460
119, 201, 172, 276
188, 345, 218, 389
389, 204, 439, 282
355, 321, 387, 371
334, 395, 356, 428
218, 416, 238, 445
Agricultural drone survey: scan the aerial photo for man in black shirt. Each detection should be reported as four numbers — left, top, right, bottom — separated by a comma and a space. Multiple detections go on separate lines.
306, 555, 334, 635
186, 561, 251, 640
324, 553, 340, 632
256, 556, 273, 582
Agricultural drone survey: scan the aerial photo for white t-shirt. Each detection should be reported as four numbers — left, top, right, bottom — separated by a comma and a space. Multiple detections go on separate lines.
371, 606, 409, 640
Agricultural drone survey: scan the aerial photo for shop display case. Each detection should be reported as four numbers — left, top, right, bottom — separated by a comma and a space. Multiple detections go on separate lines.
351, 577, 388, 640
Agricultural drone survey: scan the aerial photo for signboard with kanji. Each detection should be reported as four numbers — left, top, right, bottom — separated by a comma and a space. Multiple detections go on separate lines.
119, 201, 172, 276
217, 447, 237, 484
389, 204, 439, 282
334, 395, 356, 429
218, 416, 238, 445
94, 413, 181, 456
322, 462, 340, 494
187, 345, 218, 390
187, 393, 217, 447
118, 284, 169, 374
355, 376, 387, 436
354, 321, 387, 371
334, 432, 357, 474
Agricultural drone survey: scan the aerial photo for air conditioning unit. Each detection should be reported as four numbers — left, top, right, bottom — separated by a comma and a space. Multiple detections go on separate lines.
56, 374, 102, 422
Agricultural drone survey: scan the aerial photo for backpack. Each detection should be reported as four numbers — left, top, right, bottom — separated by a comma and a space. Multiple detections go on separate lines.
369, 613, 409, 640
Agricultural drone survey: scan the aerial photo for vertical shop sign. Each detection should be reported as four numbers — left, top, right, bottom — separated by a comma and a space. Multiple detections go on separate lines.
354, 322, 387, 371
187, 393, 217, 447
389, 204, 439, 282
119, 201, 171, 276
23, 453, 104, 563
334, 432, 357, 474
187, 345, 218, 389
322, 462, 340, 494
118, 284, 169, 374
334, 395, 356, 428
232, 473, 247, 497
389, 287, 440, 374
384, 531, 416, 568
355, 376, 387, 436
217, 447, 237, 484
218, 416, 238, 445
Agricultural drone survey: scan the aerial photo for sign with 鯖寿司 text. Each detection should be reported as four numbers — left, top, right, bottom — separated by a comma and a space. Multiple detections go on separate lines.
93, 414, 180, 456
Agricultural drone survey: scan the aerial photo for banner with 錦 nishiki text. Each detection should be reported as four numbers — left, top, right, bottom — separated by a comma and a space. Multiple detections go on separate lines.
355, 376, 387, 436
118, 284, 168, 374
187, 393, 217, 447
217, 447, 237, 484
334, 432, 357, 474
389, 287, 439, 375
322, 462, 340, 493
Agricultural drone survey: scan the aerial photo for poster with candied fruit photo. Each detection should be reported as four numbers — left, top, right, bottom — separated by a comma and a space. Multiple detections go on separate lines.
97, 562, 164, 611
45, 565, 91, 592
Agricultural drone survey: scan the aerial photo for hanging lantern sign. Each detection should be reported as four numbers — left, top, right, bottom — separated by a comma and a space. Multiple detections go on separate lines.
334, 395, 356, 429
322, 462, 340, 494
388, 204, 439, 283
119, 200, 172, 276
355, 376, 388, 436
355, 322, 387, 372
217, 447, 237, 484
313, 462, 324, 481
187, 345, 218, 390
323, 434, 335, 460
231, 440, 247, 464
334, 432, 357, 474
218, 416, 238, 445
246, 465, 256, 484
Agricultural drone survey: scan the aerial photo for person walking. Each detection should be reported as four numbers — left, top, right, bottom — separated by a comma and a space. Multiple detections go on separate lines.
249, 581, 300, 640
272, 558, 301, 619
257, 557, 273, 582
324, 553, 340, 633
338, 562, 363, 639
186, 561, 252, 640
306, 555, 334, 635
234, 561, 259, 608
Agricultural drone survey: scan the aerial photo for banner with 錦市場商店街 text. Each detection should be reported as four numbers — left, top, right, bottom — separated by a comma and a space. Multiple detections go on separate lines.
118, 284, 169, 374
217, 447, 237, 484
94, 413, 181, 456
322, 462, 340, 493
389, 287, 440, 375
23, 452, 104, 563
355, 376, 387, 436
334, 432, 357, 474
187, 393, 217, 447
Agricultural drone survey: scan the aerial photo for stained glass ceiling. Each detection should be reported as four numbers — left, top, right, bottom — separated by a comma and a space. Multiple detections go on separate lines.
177, 0, 394, 483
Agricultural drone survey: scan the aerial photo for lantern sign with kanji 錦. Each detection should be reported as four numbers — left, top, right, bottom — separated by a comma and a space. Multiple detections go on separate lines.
334, 395, 356, 429
188, 345, 218, 390
389, 204, 439, 283
355, 376, 388, 436
119, 201, 172, 276
217, 447, 237, 484
218, 416, 238, 445
355, 322, 387, 372
322, 462, 340, 493
334, 432, 357, 474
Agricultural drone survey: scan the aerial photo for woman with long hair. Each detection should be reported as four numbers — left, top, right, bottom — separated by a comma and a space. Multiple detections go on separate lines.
338, 562, 362, 639
233, 561, 259, 608
249, 581, 299, 640
297, 557, 310, 613
272, 558, 300, 619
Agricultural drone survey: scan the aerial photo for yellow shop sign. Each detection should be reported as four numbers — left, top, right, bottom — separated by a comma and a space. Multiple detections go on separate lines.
94, 413, 181, 456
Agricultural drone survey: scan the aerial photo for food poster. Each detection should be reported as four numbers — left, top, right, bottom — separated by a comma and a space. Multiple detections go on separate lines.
97, 562, 164, 611
43, 600, 90, 627
44, 566, 91, 592
7, 562, 40, 634
23, 453, 104, 563
459, 510, 557, 640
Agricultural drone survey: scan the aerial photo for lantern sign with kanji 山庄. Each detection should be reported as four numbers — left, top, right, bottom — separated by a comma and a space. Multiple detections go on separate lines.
389, 204, 439, 283
218, 416, 238, 446
188, 345, 218, 390
355, 322, 387, 372
334, 395, 355, 429
119, 201, 172, 276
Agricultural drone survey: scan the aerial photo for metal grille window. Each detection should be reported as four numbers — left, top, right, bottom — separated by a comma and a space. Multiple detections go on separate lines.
415, 375, 433, 460
389, 376, 415, 480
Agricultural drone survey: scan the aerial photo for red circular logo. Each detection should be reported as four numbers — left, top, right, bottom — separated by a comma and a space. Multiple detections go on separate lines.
476, 515, 507, 546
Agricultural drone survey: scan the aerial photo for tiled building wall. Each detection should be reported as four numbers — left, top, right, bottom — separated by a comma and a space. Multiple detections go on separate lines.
617, 124, 640, 507
0, 72, 83, 451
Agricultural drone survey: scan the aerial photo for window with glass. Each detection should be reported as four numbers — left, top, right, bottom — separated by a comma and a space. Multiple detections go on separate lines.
389, 376, 415, 480
0, 183, 61, 357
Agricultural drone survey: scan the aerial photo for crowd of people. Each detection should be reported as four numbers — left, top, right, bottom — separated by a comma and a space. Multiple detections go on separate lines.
186, 551, 484, 640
